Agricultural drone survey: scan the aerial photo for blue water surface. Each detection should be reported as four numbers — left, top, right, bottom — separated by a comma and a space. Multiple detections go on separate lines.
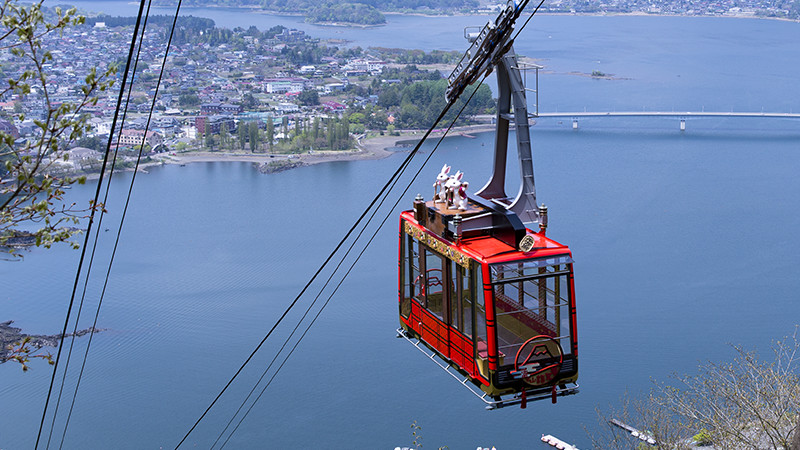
3, 8, 800, 449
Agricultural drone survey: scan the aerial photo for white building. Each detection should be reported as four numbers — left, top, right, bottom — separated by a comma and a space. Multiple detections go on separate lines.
342, 58, 386, 76
264, 77, 310, 94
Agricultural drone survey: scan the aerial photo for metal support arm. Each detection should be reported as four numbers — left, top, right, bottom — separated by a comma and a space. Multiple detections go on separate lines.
474, 47, 539, 225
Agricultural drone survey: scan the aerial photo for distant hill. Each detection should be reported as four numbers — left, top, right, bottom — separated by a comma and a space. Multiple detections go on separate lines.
143, 0, 481, 25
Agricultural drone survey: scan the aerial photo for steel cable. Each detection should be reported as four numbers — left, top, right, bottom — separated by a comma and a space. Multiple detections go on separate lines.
55, 0, 184, 447
33, 1, 148, 447
216, 79, 487, 449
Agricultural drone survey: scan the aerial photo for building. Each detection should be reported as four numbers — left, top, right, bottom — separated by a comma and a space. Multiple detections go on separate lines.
200, 102, 243, 115
322, 101, 346, 112
119, 129, 163, 147
0, 118, 19, 139
342, 58, 386, 76
264, 77, 310, 94
195, 115, 236, 135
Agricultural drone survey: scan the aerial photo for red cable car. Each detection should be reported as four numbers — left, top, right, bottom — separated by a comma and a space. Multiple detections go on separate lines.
396, 1, 579, 409
397, 198, 579, 409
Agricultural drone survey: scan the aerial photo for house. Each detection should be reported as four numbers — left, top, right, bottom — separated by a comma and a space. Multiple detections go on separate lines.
200, 102, 242, 115
342, 58, 386, 76
0, 118, 20, 139
119, 129, 163, 147
322, 101, 346, 112
264, 77, 310, 94
276, 102, 300, 113
195, 115, 236, 135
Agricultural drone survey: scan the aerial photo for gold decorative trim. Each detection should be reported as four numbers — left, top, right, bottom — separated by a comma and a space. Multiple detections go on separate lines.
404, 221, 470, 269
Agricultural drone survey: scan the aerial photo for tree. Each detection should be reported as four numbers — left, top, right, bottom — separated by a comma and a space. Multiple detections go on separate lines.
241, 92, 258, 110
237, 121, 247, 150
591, 329, 800, 449
204, 128, 214, 150
179, 92, 200, 107
297, 89, 319, 106
0, 0, 116, 253
248, 122, 260, 152
2, 336, 53, 371
266, 119, 274, 151
312, 117, 320, 142
219, 122, 229, 149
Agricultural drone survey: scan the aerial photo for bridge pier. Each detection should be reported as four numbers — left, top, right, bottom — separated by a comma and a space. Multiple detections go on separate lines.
680, 119, 686, 131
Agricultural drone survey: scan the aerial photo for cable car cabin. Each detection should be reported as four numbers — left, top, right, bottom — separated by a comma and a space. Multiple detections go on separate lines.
397, 195, 578, 409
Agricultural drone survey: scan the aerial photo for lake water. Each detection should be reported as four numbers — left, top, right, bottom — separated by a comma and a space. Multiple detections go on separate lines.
3, 8, 800, 449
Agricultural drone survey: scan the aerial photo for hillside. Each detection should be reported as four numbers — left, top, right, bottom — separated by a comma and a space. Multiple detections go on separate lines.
149, 0, 481, 25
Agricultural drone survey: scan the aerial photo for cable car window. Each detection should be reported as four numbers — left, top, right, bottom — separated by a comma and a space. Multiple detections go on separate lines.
461, 266, 474, 339
449, 261, 459, 329
400, 232, 420, 319
448, 263, 474, 338
474, 268, 484, 343
490, 257, 573, 368
475, 268, 489, 377
424, 249, 446, 320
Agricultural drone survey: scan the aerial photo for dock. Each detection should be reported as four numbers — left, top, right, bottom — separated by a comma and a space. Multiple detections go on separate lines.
541, 434, 579, 449
609, 419, 657, 445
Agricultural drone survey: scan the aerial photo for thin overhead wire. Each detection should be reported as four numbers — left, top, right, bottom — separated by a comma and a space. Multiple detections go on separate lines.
56, 0, 184, 447
181, 1, 547, 444
175, 91, 459, 449
216, 79, 487, 449
34, 0, 148, 447
45, 3, 154, 448
512, 0, 545, 43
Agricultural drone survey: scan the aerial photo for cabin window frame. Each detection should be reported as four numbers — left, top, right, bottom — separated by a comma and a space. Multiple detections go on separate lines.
400, 222, 479, 341
400, 231, 421, 319
488, 255, 575, 370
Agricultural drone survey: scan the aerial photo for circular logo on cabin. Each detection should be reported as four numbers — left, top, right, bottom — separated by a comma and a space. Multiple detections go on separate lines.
512, 335, 563, 386
518, 234, 536, 252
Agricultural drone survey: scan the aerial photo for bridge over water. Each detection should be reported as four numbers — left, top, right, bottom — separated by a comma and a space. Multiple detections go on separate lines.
533, 111, 800, 130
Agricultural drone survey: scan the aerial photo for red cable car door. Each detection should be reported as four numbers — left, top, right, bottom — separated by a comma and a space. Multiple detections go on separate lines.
417, 248, 451, 359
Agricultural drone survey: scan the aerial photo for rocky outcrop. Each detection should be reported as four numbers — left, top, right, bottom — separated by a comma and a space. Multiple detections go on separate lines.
0, 320, 103, 362
256, 160, 307, 174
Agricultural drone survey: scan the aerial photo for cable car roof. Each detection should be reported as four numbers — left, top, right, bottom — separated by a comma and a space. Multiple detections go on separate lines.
401, 209, 572, 266
462, 233, 572, 265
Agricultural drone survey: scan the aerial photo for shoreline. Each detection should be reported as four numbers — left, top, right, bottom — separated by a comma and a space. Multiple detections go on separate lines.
156, 123, 496, 171
161, 5, 800, 25
79, 123, 495, 179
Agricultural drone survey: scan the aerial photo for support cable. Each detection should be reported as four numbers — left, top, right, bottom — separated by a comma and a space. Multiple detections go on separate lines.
56, 0, 183, 447
44, 3, 153, 448
193, 1, 549, 445
175, 82, 463, 450
216, 79, 486, 449
34, 1, 148, 447
214, 4, 546, 441
511, 0, 545, 43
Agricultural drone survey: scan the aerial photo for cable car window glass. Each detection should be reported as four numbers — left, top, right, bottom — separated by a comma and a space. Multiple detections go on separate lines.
475, 268, 487, 345
449, 262, 459, 329
490, 255, 574, 280
461, 265, 474, 339
447, 263, 474, 338
490, 257, 574, 367
424, 249, 445, 320
400, 232, 419, 319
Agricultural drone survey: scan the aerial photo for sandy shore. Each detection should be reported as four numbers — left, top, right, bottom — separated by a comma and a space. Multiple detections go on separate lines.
159, 123, 496, 170
79, 123, 497, 180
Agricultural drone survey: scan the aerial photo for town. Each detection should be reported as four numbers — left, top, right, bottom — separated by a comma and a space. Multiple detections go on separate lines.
0, 11, 494, 175
1, 0, 796, 177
